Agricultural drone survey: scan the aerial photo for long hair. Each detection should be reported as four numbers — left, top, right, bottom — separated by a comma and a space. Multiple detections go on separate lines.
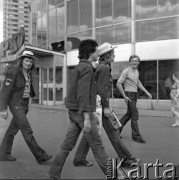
78, 39, 98, 60
17, 57, 35, 71
99, 50, 113, 62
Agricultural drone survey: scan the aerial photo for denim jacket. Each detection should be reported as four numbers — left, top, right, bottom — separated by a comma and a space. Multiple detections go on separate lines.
0, 65, 35, 111
66, 59, 97, 114
96, 62, 112, 108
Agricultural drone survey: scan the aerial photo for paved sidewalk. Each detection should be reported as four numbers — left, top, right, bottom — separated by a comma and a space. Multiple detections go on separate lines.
0, 106, 178, 179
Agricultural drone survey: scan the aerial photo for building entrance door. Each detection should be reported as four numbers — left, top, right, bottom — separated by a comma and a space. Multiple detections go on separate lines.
42, 67, 54, 105
41, 66, 64, 105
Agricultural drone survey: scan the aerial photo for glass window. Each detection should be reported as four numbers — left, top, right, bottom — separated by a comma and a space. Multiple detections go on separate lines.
48, 0, 56, 9
158, 17, 178, 40
135, 0, 157, 20
158, 0, 178, 17
49, 67, 53, 83
113, 0, 131, 23
96, 0, 112, 27
79, 0, 92, 31
48, 0, 63, 7
56, 0, 64, 5
39, 42, 47, 49
159, 60, 179, 100
56, 67, 62, 84
37, 0, 43, 10
43, 88, 47, 100
41, 14, 47, 42
44, 68, 47, 83
57, 5, 64, 39
56, 88, 63, 101
67, 0, 79, 34
37, 0, 47, 16
113, 23, 131, 44
37, 17, 42, 44
96, 26, 113, 45
80, 30, 93, 41
49, 8, 57, 39
136, 19, 158, 42
49, 88, 53, 101
138, 61, 157, 99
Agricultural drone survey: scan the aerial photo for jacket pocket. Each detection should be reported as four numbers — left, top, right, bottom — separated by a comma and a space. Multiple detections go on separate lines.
13, 82, 25, 92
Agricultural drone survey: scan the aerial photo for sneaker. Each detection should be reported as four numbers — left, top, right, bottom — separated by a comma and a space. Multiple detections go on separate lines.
0, 155, 16, 161
121, 157, 140, 168
38, 154, 53, 165
132, 137, 146, 143
73, 159, 93, 167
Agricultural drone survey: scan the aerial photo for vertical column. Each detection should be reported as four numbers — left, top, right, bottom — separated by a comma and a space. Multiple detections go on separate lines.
157, 60, 159, 101
53, 57, 56, 105
92, 0, 96, 39
131, 0, 135, 55
63, 0, 68, 103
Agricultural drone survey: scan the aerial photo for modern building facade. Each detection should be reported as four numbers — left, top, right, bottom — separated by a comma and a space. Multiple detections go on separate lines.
3, 0, 31, 43
30, 0, 179, 109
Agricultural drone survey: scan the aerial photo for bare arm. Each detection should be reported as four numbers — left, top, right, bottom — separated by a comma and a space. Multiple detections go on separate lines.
117, 82, 131, 104
138, 80, 152, 99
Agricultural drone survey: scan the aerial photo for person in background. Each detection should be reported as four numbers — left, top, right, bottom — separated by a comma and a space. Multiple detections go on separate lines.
117, 55, 152, 144
170, 72, 179, 127
0, 51, 53, 164
165, 75, 173, 99
49, 39, 110, 180
73, 43, 140, 169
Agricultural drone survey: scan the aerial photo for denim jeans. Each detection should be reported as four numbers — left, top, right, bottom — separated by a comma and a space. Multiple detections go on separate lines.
49, 110, 109, 180
0, 99, 47, 162
119, 92, 141, 138
74, 112, 133, 162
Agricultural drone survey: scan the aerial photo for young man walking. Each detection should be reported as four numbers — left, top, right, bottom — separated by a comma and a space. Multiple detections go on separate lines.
73, 43, 139, 168
117, 55, 152, 143
0, 51, 52, 164
49, 39, 110, 180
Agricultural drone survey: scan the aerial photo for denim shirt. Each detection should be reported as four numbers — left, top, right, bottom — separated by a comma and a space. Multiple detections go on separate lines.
66, 59, 97, 114
0, 66, 35, 111
96, 62, 112, 108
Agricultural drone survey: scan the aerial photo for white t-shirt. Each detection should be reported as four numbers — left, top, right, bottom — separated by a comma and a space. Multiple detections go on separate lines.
117, 67, 142, 92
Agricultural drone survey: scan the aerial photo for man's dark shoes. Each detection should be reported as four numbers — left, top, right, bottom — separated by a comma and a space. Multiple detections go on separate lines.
132, 137, 146, 143
73, 159, 93, 167
0, 155, 16, 161
38, 154, 53, 165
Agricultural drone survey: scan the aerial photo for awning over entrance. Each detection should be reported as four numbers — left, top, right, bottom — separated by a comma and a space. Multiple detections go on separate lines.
0, 45, 67, 106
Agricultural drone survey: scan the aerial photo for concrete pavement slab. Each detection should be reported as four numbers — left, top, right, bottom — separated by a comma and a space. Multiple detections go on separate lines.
0, 106, 178, 179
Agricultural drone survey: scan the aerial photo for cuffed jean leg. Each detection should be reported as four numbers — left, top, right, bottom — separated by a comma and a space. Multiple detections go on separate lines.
127, 95, 141, 138
102, 115, 132, 159
0, 117, 19, 157
82, 115, 108, 174
74, 135, 90, 161
70, 110, 108, 175
119, 107, 131, 133
10, 106, 46, 161
49, 150, 69, 180
49, 113, 81, 179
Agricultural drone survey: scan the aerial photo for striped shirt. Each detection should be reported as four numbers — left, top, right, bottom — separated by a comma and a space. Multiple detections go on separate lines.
23, 71, 31, 98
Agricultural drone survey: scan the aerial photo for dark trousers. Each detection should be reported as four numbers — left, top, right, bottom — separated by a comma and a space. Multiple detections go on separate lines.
0, 99, 47, 162
74, 112, 133, 162
119, 92, 141, 138
49, 110, 109, 180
